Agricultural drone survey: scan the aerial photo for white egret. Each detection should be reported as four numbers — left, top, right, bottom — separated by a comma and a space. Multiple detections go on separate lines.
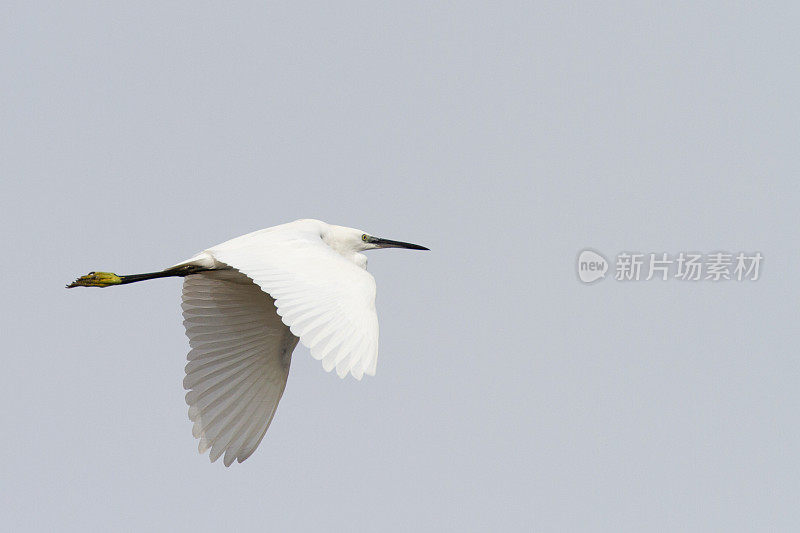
68, 219, 428, 466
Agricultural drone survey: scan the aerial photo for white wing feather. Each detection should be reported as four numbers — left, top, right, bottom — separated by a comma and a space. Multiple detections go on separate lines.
177, 221, 381, 465
206, 223, 380, 380
181, 270, 298, 466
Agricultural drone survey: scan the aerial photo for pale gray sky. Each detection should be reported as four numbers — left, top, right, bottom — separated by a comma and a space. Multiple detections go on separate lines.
2, 2, 799, 531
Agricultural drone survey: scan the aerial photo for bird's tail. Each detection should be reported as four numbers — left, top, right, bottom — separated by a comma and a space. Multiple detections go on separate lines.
66, 265, 209, 288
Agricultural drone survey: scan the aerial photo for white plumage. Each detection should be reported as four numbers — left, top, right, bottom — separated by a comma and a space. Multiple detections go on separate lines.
69, 219, 427, 465
157, 219, 425, 465
181, 270, 298, 466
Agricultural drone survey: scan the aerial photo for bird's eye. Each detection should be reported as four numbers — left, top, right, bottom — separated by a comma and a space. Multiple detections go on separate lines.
361, 234, 368, 242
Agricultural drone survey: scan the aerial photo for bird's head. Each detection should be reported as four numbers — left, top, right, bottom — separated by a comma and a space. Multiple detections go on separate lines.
325, 224, 429, 254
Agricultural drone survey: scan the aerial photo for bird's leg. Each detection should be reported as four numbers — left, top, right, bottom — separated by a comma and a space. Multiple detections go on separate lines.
66, 265, 210, 288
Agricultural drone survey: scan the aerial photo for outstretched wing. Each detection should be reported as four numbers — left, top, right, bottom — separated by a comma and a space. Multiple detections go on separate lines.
208, 226, 380, 380
181, 270, 298, 466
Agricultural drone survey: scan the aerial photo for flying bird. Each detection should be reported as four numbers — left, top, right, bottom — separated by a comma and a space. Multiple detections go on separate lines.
67, 219, 428, 466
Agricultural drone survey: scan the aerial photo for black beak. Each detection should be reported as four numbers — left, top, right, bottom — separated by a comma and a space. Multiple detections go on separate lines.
370, 237, 429, 250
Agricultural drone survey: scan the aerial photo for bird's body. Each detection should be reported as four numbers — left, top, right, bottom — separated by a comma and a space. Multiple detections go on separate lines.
68, 219, 428, 466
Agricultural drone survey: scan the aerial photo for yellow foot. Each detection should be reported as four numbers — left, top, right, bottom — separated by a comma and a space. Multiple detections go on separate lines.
66, 271, 123, 288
